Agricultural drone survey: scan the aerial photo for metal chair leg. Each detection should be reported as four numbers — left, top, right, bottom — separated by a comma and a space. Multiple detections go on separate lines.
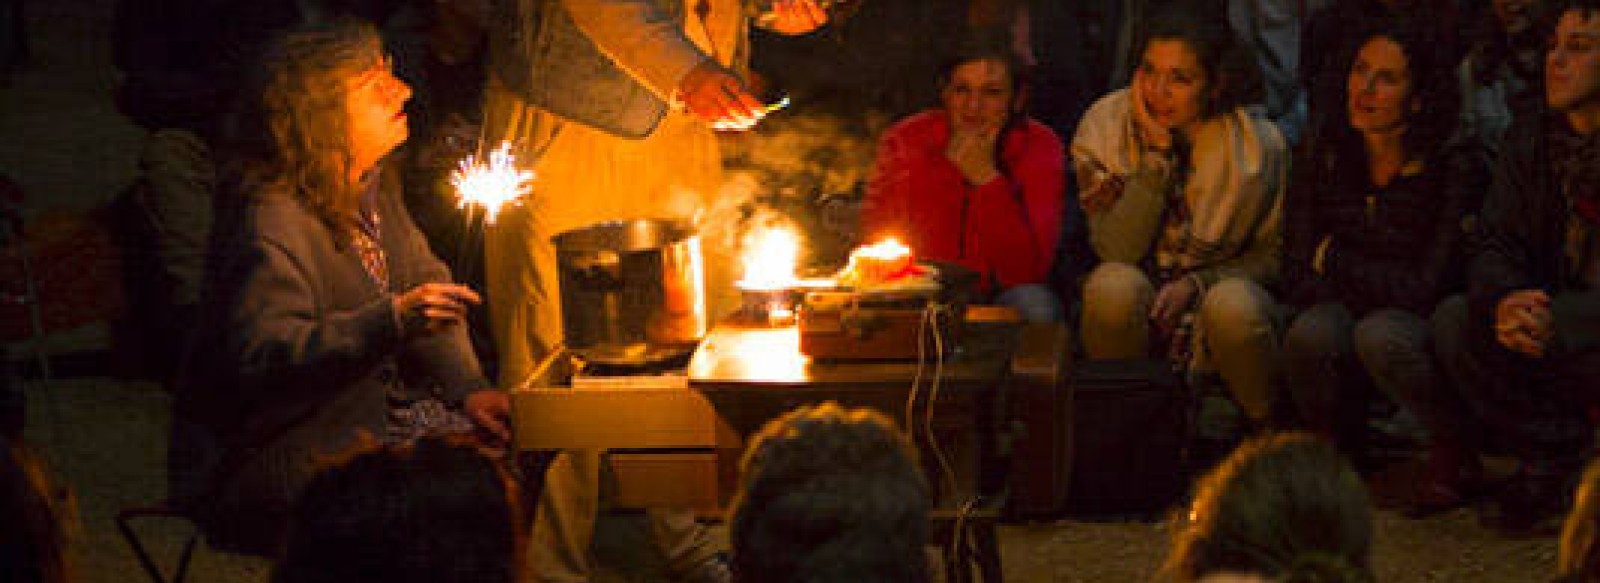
115, 505, 200, 583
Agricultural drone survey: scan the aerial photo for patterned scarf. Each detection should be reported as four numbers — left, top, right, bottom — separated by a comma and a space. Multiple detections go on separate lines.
1551, 120, 1600, 287
351, 179, 388, 289
1551, 121, 1600, 226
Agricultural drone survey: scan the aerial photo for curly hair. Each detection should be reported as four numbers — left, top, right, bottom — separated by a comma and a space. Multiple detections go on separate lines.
1136, 9, 1264, 119
272, 435, 524, 583
227, 18, 384, 241
730, 403, 931, 583
1164, 432, 1374, 583
1309, 18, 1462, 164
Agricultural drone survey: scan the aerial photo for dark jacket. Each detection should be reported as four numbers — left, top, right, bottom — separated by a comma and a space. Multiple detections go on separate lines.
1469, 115, 1600, 354
1283, 138, 1486, 315
170, 165, 489, 552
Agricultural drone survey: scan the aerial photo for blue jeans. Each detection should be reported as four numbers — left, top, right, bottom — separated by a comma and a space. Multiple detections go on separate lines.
995, 283, 1064, 323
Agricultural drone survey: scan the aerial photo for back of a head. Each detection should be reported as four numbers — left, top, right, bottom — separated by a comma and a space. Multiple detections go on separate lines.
1166, 432, 1374, 583
0, 437, 74, 583
272, 436, 522, 583
730, 403, 931, 583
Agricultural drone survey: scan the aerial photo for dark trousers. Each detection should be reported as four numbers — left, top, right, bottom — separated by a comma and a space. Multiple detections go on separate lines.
1433, 295, 1600, 464
1283, 303, 1448, 448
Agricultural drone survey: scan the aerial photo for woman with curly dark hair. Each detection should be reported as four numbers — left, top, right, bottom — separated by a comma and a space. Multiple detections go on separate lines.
1164, 432, 1374, 583
1280, 20, 1488, 512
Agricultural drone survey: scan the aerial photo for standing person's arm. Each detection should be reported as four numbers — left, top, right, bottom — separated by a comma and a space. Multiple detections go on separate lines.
1229, 0, 1307, 142
561, 0, 825, 125
559, 0, 710, 102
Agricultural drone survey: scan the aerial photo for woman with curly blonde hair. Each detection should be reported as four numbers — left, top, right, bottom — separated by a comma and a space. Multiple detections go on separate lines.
171, 18, 507, 554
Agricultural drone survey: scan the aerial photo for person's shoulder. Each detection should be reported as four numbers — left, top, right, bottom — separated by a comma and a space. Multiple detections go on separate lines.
238, 180, 322, 249
884, 110, 948, 140
1018, 117, 1062, 142
1499, 113, 1550, 159
1235, 110, 1290, 161
1081, 88, 1131, 121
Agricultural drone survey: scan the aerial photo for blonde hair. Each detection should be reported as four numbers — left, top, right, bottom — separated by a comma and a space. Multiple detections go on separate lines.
233, 18, 384, 240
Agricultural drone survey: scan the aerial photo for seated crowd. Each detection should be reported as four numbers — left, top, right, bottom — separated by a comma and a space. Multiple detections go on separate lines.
49, 0, 1600, 581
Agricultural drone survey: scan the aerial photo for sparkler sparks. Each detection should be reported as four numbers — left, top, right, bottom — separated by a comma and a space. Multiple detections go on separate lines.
450, 141, 534, 223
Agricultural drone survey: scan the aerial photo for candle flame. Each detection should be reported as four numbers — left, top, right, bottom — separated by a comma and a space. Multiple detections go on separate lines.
451, 141, 534, 223
855, 237, 911, 260
738, 224, 802, 291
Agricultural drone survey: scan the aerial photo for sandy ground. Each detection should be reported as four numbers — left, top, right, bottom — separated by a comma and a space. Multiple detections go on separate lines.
1, 0, 1564, 581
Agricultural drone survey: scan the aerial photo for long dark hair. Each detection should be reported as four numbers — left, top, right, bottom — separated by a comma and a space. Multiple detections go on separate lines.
1311, 19, 1461, 169
1137, 9, 1263, 120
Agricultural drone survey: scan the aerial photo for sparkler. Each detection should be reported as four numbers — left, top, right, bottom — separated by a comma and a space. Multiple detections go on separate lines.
450, 141, 534, 224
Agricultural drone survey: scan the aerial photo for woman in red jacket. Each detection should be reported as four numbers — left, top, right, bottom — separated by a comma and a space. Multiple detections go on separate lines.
861, 41, 1066, 322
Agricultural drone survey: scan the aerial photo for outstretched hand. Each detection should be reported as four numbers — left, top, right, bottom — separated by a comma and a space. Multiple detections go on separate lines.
762, 0, 829, 35
678, 61, 763, 131
394, 283, 481, 336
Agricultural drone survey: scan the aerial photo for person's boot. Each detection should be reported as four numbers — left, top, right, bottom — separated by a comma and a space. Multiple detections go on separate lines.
1479, 460, 1572, 536
1404, 444, 1484, 518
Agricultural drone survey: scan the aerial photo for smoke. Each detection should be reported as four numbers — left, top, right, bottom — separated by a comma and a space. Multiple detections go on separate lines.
711, 110, 889, 269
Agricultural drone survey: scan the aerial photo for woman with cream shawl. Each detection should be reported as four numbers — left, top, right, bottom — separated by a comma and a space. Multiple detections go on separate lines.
1073, 10, 1289, 426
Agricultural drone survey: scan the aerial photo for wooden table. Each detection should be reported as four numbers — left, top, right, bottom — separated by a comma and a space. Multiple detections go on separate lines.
511, 308, 1032, 582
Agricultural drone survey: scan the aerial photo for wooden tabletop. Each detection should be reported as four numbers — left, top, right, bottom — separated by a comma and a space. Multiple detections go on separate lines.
687, 309, 1023, 391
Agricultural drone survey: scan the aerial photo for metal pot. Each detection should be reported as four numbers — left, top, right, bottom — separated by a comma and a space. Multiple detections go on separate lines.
553, 219, 707, 366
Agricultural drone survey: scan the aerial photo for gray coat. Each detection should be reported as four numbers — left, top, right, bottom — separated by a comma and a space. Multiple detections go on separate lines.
171, 166, 489, 552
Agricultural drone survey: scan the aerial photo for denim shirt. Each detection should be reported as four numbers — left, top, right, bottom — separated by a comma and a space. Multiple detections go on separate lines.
486, 0, 682, 138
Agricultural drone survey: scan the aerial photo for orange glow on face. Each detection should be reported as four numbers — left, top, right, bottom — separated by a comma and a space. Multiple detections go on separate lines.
738, 224, 803, 291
